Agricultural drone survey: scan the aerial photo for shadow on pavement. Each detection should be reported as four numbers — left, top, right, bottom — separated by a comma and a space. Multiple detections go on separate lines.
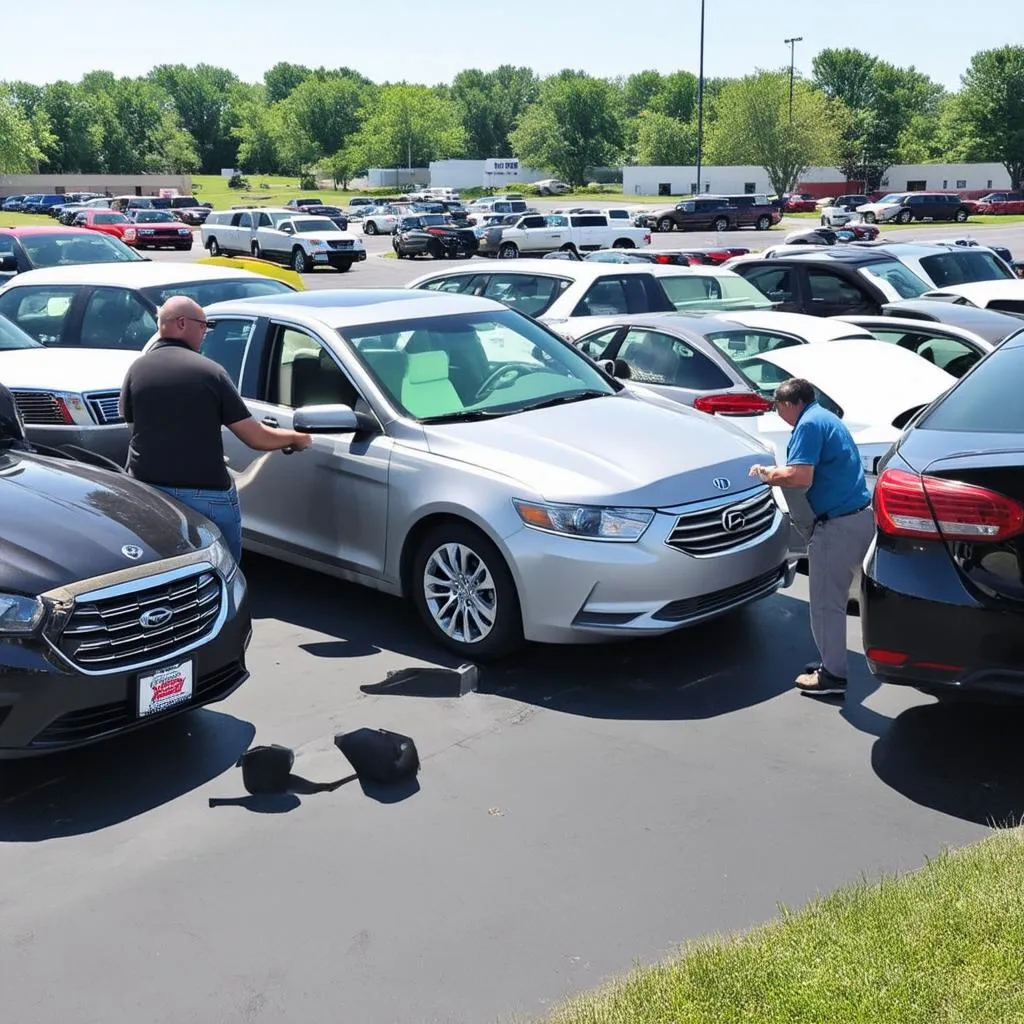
0, 709, 255, 842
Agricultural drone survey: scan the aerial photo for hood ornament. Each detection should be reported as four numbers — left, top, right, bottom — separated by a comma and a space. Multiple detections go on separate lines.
121, 544, 144, 560
712, 477, 730, 491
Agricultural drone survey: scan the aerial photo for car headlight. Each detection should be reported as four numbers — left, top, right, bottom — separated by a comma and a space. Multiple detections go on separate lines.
513, 499, 653, 541
206, 538, 238, 581
0, 593, 46, 635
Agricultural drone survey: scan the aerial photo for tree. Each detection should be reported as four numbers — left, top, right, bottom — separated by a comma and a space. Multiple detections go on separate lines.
263, 62, 312, 105
650, 71, 699, 122
38, 81, 104, 172
812, 48, 878, 110
230, 86, 283, 174
450, 66, 538, 159
509, 71, 623, 185
0, 88, 50, 172
621, 70, 663, 119
277, 72, 366, 166
346, 84, 466, 169
706, 71, 839, 195
959, 46, 1024, 189
633, 110, 697, 166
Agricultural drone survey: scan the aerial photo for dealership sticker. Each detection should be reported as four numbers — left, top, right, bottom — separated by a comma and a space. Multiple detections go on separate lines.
138, 660, 194, 717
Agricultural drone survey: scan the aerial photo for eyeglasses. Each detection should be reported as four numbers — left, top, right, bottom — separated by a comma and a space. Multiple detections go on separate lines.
178, 315, 210, 331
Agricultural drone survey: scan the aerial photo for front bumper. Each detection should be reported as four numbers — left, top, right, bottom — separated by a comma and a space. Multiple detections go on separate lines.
26, 423, 130, 467
0, 567, 251, 757
505, 491, 794, 644
312, 249, 367, 268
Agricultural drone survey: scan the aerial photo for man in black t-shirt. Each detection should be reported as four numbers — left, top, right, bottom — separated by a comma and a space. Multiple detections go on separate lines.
119, 295, 311, 561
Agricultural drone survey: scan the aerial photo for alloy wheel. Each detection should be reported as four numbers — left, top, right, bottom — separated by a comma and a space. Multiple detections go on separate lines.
422, 542, 497, 644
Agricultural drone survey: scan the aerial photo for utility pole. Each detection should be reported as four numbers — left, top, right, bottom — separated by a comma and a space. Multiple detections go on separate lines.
784, 36, 802, 122
695, 0, 706, 196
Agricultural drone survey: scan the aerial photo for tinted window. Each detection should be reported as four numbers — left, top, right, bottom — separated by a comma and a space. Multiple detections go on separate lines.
420, 275, 480, 294
577, 328, 620, 358
521, 216, 546, 229
573, 276, 649, 317
571, 215, 606, 227
141, 278, 293, 308
920, 346, 1024, 433
482, 273, 570, 317
618, 329, 731, 390
659, 274, 774, 311
859, 263, 929, 299
866, 328, 980, 377
743, 266, 796, 302
807, 270, 866, 305
919, 251, 1013, 286
200, 318, 256, 388
0, 314, 40, 351
0, 287, 78, 345
19, 232, 143, 268
80, 288, 157, 349
266, 326, 358, 409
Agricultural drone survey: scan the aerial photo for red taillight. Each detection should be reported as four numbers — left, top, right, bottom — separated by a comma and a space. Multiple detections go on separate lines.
693, 392, 773, 416
874, 468, 1024, 543
426, 227, 447, 236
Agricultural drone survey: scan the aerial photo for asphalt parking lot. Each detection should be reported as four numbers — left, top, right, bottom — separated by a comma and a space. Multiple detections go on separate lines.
2, 219, 1024, 1024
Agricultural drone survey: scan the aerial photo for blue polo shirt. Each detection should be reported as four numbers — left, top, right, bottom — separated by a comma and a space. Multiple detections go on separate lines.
786, 401, 870, 519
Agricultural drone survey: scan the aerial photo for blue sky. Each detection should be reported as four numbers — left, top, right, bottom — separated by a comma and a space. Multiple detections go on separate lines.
9, 0, 1010, 91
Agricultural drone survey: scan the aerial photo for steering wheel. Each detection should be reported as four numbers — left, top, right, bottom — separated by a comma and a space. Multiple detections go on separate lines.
473, 362, 538, 400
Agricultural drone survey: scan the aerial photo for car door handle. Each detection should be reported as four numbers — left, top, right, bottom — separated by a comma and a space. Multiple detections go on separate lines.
262, 416, 279, 427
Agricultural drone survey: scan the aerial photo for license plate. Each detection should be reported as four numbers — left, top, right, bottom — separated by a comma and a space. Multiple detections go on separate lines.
314, 253, 328, 262
138, 660, 193, 717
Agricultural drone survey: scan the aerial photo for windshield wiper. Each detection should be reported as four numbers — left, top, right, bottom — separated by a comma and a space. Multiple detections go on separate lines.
517, 390, 607, 413
419, 408, 510, 424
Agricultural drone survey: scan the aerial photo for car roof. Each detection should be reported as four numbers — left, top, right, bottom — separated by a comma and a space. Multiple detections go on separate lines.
833, 314, 999, 349
879, 299, 1024, 337
776, 249, 899, 266
753, 338, 954, 422
0, 263, 289, 289
923, 281, 1024, 302
0, 226, 99, 237
204, 290, 508, 329
407, 260, 731, 288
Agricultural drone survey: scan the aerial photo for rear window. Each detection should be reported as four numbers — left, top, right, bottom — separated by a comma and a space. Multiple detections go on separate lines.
19, 232, 144, 268
919, 251, 1013, 287
141, 278, 294, 307
659, 274, 774, 311
920, 346, 1024, 433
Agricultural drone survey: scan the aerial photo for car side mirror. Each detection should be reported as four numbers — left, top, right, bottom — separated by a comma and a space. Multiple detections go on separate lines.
293, 404, 375, 434
0, 254, 17, 272
600, 358, 631, 379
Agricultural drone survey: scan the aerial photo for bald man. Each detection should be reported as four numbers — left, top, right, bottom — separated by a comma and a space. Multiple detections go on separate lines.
119, 295, 311, 562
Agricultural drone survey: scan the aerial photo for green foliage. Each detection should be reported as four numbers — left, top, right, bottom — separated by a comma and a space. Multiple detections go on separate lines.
959, 46, 1024, 188
634, 110, 698, 166
450, 66, 538, 159
0, 87, 51, 172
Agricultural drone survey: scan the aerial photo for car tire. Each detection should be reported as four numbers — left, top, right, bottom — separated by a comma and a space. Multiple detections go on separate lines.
291, 247, 308, 273
207, 238, 220, 256
863, 212, 876, 224
364, 221, 377, 235
657, 217, 674, 232
820, 216, 828, 226
410, 521, 523, 661
498, 242, 519, 259
251, 242, 261, 259
955, 208, 969, 223
713, 216, 729, 232
559, 243, 578, 256
897, 209, 913, 224
336, 261, 352, 272
756, 215, 771, 231
612, 238, 635, 248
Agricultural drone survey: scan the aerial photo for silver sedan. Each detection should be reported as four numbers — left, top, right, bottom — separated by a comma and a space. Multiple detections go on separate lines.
191, 290, 795, 659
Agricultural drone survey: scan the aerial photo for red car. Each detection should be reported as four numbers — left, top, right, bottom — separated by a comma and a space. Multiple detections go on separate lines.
72, 209, 140, 245
125, 209, 194, 251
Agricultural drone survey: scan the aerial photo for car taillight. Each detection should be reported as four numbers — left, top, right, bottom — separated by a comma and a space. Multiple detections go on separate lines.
693, 392, 774, 416
874, 468, 1024, 543
426, 227, 446, 236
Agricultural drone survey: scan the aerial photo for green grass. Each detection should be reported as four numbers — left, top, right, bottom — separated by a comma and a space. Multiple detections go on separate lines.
542, 830, 1024, 1024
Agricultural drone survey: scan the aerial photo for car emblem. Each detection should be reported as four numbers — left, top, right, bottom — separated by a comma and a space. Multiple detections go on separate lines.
712, 477, 731, 491
121, 544, 144, 560
138, 607, 173, 630
722, 509, 747, 533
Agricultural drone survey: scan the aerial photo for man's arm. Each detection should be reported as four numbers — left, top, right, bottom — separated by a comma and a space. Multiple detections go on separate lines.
750, 418, 821, 489
754, 463, 814, 488
228, 416, 312, 452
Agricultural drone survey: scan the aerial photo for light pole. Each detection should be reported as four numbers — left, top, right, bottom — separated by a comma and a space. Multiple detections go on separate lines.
784, 36, 802, 122
695, 0, 706, 196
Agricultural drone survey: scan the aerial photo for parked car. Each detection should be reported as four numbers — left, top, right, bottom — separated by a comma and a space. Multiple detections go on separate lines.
878, 298, 1024, 338
580, 249, 700, 266
534, 179, 572, 195
121, 209, 195, 250
1, 195, 26, 212
180, 288, 796, 658
643, 196, 780, 233
360, 206, 404, 235
0, 226, 146, 284
392, 215, 479, 259
920, 280, 1024, 315
406, 260, 777, 340
861, 332, 1024, 700
477, 212, 651, 258
300, 205, 349, 231
862, 242, 1015, 288
0, 383, 251, 756
858, 192, 970, 225
962, 192, 1024, 216
819, 196, 871, 227
72, 209, 138, 243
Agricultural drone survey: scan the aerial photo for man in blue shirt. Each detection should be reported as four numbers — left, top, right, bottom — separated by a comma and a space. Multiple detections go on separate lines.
749, 378, 874, 697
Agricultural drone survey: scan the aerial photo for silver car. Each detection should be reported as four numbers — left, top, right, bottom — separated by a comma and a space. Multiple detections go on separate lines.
188, 290, 794, 659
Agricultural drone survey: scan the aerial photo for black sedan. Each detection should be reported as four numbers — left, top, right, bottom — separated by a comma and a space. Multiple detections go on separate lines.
862, 334, 1024, 701
0, 384, 252, 756
392, 215, 478, 259
301, 205, 349, 231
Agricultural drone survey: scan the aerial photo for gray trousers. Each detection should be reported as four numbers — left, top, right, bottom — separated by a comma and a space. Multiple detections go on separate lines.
808, 507, 875, 678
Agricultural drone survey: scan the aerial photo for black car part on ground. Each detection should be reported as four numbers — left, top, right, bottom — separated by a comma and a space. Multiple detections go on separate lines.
861, 334, 1024, 701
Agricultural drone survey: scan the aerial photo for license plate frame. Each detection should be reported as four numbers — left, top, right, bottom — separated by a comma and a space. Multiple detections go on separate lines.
137, 659, 194, 717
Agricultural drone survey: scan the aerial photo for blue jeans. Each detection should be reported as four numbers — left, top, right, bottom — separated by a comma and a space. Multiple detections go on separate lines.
154, 485, 243, 563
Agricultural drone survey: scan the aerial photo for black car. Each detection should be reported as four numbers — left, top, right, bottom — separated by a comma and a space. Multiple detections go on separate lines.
0, 384, 251, 756
301, 205, 349, 231
862, 333, 1024, 701
392, 215, 478, 259
732, 251, 932, 316
880, 299, 1024, 341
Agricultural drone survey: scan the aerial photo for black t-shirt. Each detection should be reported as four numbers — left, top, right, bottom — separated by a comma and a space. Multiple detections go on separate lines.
120, 338, 251, 490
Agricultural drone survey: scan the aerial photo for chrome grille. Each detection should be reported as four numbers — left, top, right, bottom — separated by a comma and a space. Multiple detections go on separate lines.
327, 239, 354, 250
667, 488, 777, 556
84, 390, 123, 424
12, 390, 66, 425
59, 570, 222, 670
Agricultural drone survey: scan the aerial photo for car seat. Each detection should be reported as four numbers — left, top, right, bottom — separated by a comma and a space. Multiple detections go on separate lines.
290, 349, 358, 408
402, 328, 489, 403
360, 349, 409, 401
400, 350, 462, 418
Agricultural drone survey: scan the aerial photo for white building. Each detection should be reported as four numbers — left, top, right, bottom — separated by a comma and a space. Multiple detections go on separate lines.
0, 173, 193, 198
622, 163, 1013, 197
429, 159, 549, 190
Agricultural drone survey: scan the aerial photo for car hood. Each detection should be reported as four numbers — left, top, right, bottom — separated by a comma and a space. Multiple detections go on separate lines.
420, 391, 772, 507
0, 347, 138, 392
0, 451, 220, 595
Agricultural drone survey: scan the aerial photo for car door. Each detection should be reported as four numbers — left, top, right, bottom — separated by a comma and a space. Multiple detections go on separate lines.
544, 214, 570, 249
614, 327, 734, 407
235, 319, 392, 576
254, 211, 286, 259
736, 264, 802, 313
805, 267, 876, 316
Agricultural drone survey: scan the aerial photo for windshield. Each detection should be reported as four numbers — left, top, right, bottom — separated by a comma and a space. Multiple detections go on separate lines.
94, 213, 129, 224
21, 232, 145, 267
341, 309, 616, 422
859, 263, 929, 299
134, 211, 177, 223
293, 218, 337, 233
0, 314, 40, 351
919, 251, 1014, 286
141, 278, 294, 308
420, 215, 447, 226
659, 273, 775, 311
877, 194, 904, 205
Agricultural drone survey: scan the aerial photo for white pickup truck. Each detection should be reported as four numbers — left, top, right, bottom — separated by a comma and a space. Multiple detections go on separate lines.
478, 212, 651, 258
201, 208, 367, 273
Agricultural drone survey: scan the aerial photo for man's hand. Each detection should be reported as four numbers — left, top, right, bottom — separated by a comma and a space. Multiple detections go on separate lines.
289, 432, 313, 451
749, 464, 771, 483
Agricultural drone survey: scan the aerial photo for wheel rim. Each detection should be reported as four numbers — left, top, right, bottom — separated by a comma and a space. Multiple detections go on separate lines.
365, 222, 376, 234
499, 245, 517, 258
423, 542, 497, 644
293, 250, 306, 272
714, 218, 727, 231
658, 219, 672, 231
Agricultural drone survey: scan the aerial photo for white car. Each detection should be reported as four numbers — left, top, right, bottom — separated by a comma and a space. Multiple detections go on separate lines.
862, 242, 1016, 290
360, 207, 403, 235
856, 193, 909, 224
406, 260, 778, 340
921, 280, 1024, 314
819, 195, 871, 227
534, 179, 572, 195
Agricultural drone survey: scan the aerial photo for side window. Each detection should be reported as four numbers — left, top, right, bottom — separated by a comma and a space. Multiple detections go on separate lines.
868, 329, 979, 376
0, 286, 79, 345
257, 212, 273, 227
482, 273, 569, 317
572, 275, 653, 317
199, 318, 257, 387
807, 270, 865, 305
577, 328, 621, 359
744, 266, 795, 302
521, 216, 546, 229
420, 275, 482, 294
618, 329, 731, 390
707, 329, 802, 360
80, 287, 157, 349
265, 325, 359, 410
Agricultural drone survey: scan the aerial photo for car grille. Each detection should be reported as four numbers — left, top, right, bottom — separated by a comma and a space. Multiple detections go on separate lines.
666, 488, 777, 556
11, 390, 67, 425
29, 661, 246, 747
83, 390, 123, 424
653, 566, 785, 622
59, 570, 223, 670
327, 240, 354, 250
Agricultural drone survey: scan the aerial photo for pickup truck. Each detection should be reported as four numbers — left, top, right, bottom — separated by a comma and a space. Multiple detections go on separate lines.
201, 208, 366, 272
479, 212, 651, 258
